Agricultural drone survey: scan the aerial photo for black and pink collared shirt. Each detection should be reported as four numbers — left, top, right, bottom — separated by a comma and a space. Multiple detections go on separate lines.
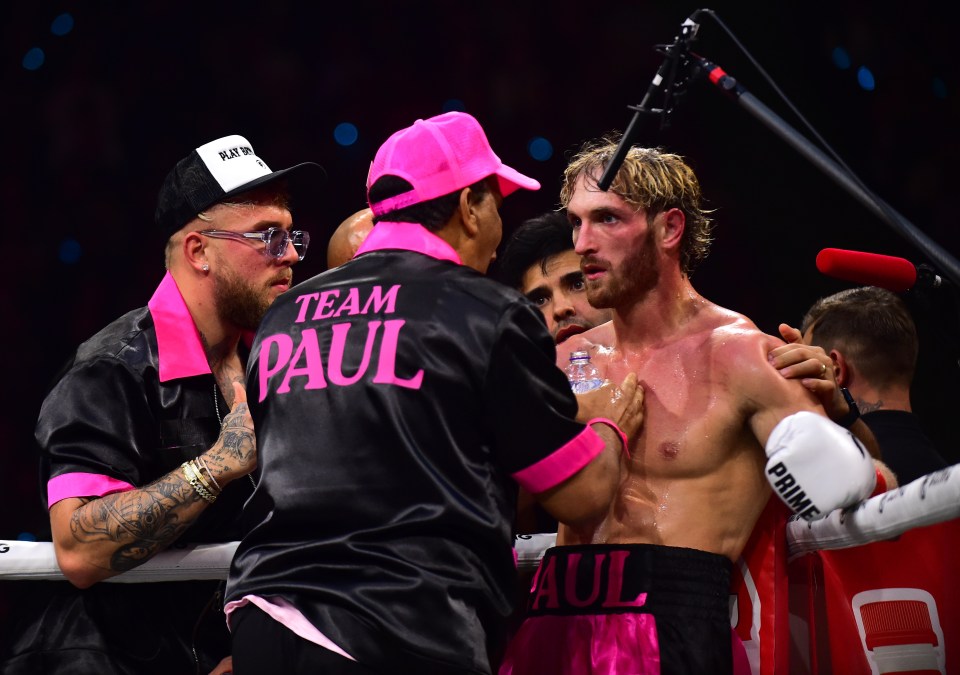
36, 271, 251, 543
226, 221, 606, 674
27, 273, 252, 673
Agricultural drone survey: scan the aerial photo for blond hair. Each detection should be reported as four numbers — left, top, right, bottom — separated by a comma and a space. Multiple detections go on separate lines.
560, 138, 714, 276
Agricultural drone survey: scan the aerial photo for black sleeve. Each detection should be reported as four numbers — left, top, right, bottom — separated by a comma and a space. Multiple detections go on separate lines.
482, 300, 586, 476
35, 357, 157, 503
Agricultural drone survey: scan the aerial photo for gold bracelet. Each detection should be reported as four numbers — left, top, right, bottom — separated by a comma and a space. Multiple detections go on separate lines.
188, 460, 218, 501
181, 461, 217, 504
186, 461, 216, 503
181, 461, 207, 501
190, 458, 216, 496
196, 456, 222, 492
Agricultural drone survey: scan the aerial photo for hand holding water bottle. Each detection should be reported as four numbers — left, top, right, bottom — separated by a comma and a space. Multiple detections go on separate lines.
565, 351, 604, 394
566, 351, 644, 448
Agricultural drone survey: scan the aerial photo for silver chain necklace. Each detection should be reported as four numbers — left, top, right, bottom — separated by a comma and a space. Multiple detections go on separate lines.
214, 381, 223, 425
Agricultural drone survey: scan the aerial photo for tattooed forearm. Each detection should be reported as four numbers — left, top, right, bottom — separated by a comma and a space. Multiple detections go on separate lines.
202, 409, 256, 491
219, 402, 255, 461
69, 470, 204, 572
205, 359, 257, 485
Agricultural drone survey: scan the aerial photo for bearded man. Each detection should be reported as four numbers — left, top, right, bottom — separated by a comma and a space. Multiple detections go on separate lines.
3, 135, 320, 675
501, 141, 889, 675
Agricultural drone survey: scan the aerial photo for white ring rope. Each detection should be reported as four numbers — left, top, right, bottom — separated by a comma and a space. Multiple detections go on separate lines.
0, 541, 239, 582
0, 533, 558, 582
1, 468, 955, 582
786, 464, 960, 560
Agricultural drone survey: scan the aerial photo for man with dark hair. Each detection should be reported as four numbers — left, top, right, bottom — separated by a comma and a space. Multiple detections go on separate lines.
2, 135, 320, 675
496, 211, 612, 344
501, 141, 889, 675
800, 286, 948, 483
225, 112, 645, 674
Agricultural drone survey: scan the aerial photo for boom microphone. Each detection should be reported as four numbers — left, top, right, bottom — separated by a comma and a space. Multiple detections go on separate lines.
597, 11, 702, 191
816, 248, 942, 292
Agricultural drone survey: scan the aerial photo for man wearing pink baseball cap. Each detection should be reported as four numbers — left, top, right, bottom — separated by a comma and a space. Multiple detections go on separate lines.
225, 111, 645, 674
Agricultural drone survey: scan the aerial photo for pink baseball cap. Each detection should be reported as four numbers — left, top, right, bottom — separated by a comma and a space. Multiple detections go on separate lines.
367, 111, 540, 217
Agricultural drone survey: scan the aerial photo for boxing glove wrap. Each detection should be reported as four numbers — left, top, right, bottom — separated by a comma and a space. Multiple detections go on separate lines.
764, 411, 876, 521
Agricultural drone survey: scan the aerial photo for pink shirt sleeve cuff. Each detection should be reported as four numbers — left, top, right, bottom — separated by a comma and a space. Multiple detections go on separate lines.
47, 472, 136, 508
511, 425, 605, 494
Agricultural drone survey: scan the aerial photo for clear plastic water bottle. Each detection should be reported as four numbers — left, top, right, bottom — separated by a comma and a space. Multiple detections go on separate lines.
565, 350, 604, 394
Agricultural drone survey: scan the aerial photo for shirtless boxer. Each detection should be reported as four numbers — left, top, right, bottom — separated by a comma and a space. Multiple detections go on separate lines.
500, 141, 884, 675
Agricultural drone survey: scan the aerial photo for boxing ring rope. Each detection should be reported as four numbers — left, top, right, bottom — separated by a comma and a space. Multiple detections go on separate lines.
1, 468, 956, 582
786, 463, 959, 559
0, 541, 240, 583
0, 533, 558, 582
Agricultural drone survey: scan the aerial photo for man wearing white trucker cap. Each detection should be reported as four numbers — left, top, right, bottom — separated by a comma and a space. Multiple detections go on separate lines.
2, 135, 320, 675
225, 112, 645, 674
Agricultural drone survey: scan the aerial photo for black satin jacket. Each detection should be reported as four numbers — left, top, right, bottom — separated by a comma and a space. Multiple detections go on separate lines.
227, 241, 584, 674
3, 276, 251, 675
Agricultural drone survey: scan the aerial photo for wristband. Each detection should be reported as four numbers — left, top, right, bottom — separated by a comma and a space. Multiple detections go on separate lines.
587, 418, 630, 459
870, 466, 887, 497
836, 387, 861, 428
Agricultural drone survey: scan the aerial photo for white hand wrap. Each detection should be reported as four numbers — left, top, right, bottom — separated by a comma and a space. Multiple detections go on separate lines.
764, 411, 876, 520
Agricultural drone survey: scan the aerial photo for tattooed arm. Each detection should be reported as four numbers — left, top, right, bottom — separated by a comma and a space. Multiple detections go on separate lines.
50, 382, 255, 588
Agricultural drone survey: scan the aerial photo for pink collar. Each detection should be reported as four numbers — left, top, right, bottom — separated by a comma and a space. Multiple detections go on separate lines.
148, 272, 210, 382
147, 272, 253, 382
147, 272, 254, 382
354, 221, 462, 265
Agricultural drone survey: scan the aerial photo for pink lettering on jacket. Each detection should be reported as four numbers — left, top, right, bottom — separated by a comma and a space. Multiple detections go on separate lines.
258, 319, 424, 400
327, 322, 380, 386
372, 320, 423, 388
292, 285, 400, 323
277, 329, 327, 394
361, 285, 399, 314
293, 293, 319, 323
259, 334, 294, 401
333, 288, 361, 318
314, 290, 341, 320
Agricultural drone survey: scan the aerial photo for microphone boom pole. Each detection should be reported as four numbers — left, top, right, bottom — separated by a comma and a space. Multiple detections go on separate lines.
597, 15, 702, 191
690, 55, 960, 289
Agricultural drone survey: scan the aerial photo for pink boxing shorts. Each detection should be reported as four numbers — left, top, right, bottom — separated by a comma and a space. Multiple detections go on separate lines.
499, 543, 736, 675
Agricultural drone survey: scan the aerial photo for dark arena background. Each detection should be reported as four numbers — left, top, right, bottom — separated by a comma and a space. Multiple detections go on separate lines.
1, 0, 957, 630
